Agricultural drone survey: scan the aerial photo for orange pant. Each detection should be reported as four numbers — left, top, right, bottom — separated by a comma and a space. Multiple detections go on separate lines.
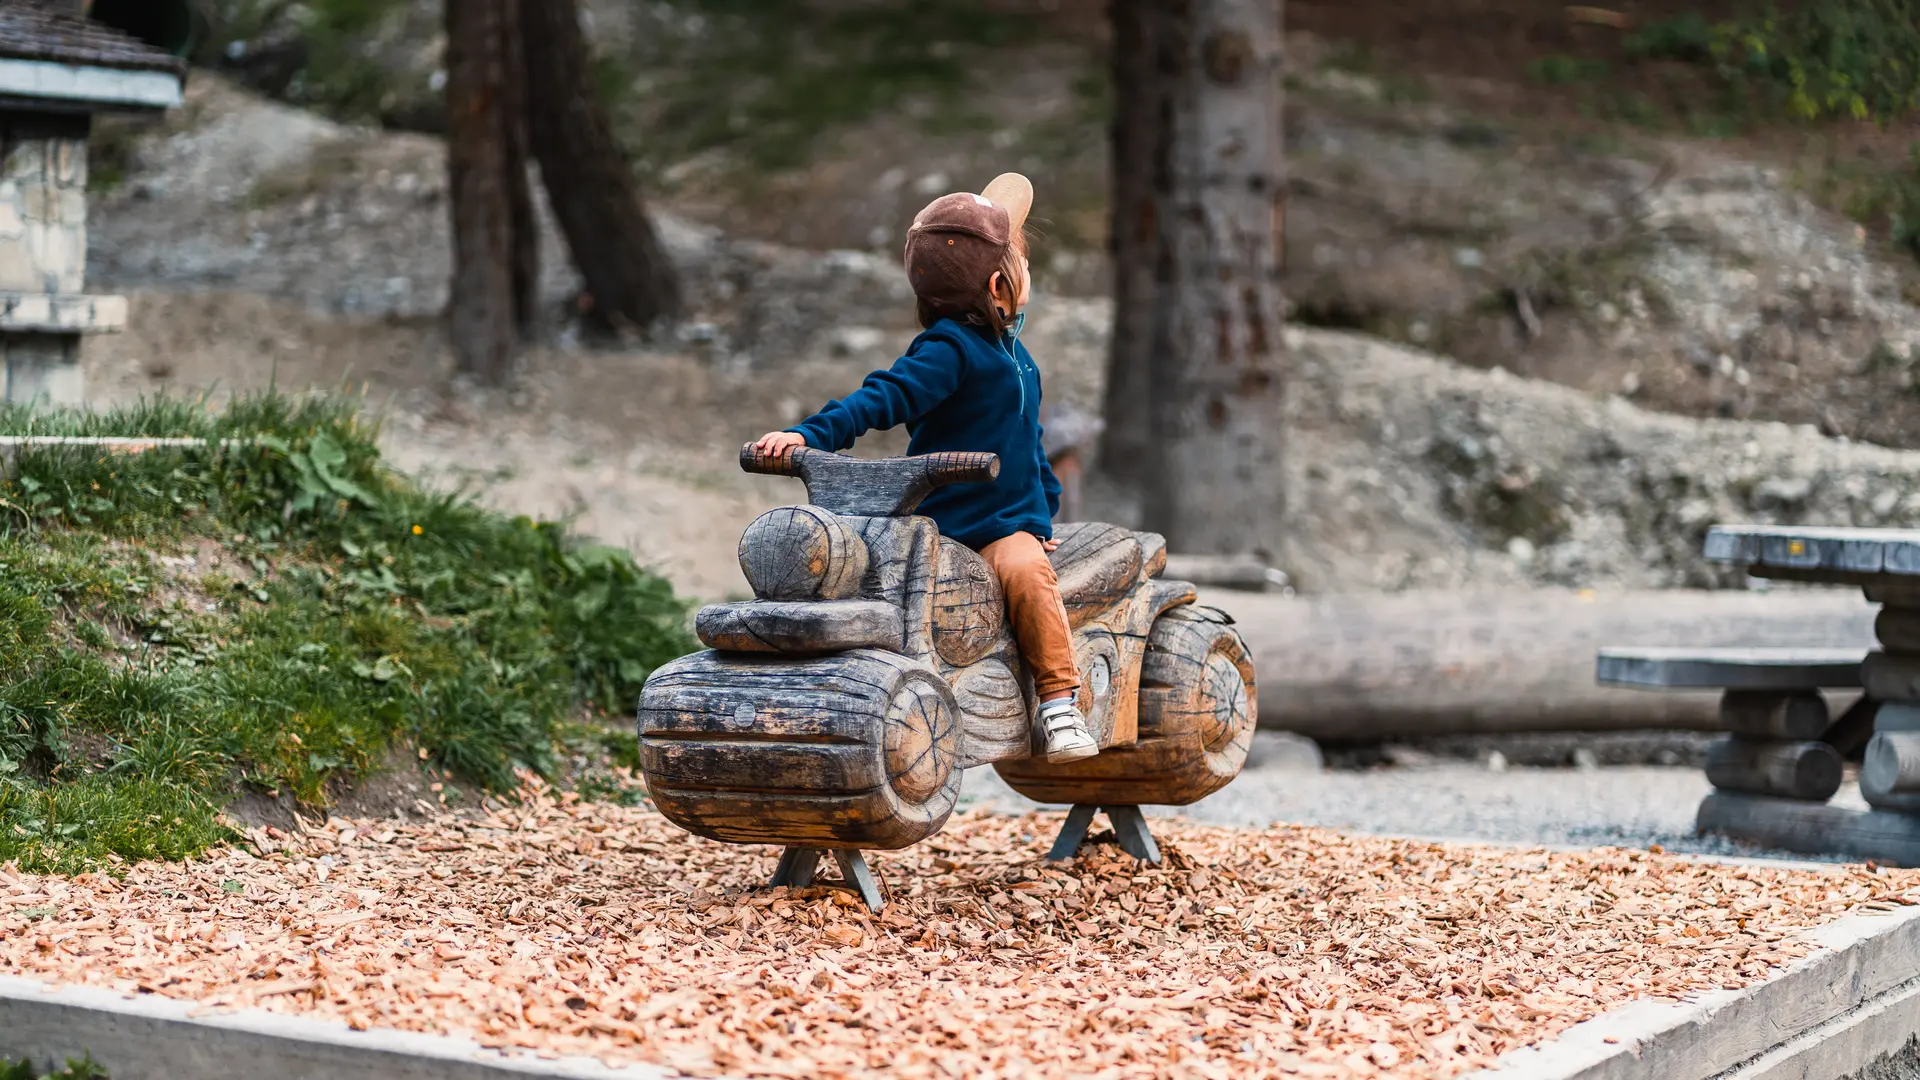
979, 532, 1080, 701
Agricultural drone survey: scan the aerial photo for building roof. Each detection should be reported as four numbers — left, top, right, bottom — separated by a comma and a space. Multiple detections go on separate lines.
0, 2, 185, 78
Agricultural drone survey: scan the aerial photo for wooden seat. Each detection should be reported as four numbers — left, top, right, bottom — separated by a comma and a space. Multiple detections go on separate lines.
1049, 522, 1144, 627
1596, 646, 1865, 690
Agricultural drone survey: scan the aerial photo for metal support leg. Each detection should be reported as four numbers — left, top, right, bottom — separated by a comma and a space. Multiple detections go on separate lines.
831, 849, 886, 912
770, 847, 886, 911
1047, 804, 1100, 861
1103, 805, 1162, 864
771, 846, 821, 888
1046, 804, 1162, 865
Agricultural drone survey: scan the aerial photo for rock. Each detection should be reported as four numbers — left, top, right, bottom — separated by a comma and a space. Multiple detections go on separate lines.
1245, 731, 1325, 772
1752, 477, 1814, 509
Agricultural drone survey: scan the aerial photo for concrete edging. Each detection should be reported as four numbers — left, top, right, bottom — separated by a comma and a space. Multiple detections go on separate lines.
0, 974, 674, 1080
1476, 904, 1920, 1080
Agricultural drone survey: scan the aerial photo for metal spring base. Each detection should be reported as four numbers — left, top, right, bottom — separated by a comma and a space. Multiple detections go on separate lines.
1046, 804, 1162, 864
769, 846, 886, 911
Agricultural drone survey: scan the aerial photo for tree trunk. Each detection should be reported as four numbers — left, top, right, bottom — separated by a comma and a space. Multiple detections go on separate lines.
1141, 0, 1287, 557
444, 0, 534, 384
1219, 588, 1875, 740
520, 0, 681, 332
499, 11, 540, 340
1099, 0, 1168, 481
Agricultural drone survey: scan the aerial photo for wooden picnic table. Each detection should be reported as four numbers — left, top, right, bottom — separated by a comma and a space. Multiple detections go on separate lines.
1692, 524, 1920, 864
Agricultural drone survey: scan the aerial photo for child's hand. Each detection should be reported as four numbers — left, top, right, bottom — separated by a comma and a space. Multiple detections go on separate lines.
753, 431, 807, 460
1036, 534, 1060, 552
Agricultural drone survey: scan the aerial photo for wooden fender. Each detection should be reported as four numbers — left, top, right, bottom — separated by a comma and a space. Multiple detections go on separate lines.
637, 648, 962, 849
993, 605, 1256, 806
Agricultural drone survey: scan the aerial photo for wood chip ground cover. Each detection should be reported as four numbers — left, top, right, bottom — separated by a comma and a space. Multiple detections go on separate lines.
2, 787, 1915, 1080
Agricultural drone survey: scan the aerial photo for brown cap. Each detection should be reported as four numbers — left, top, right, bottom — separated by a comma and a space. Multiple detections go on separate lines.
903, 173, 1033, 315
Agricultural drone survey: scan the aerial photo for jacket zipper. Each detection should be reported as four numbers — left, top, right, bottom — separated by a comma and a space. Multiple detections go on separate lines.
997, 336, 1028, 418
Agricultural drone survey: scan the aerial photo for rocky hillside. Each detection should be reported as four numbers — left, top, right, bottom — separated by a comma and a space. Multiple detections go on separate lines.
70, 51, 1920, 599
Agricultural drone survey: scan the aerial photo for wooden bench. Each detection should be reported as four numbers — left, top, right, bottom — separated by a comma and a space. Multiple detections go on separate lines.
1597, 646, 1869, 803
1596, 646, 1864, 691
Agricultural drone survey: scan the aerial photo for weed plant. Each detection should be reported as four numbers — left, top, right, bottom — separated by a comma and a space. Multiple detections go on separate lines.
0, 394, 692, 875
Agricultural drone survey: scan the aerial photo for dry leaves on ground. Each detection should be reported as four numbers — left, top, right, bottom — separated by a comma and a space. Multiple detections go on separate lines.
2, 783, 1915, 1079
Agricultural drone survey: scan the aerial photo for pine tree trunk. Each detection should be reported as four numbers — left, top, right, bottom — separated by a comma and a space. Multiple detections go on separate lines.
521, 0, 681, 332
1099, 0, 1169, 482
444, 0, 533, 383
1141, 0, 1287, 557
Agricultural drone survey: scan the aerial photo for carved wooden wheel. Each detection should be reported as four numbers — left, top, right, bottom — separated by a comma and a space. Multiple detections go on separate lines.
637, 648, 962, 850
993, 605, 1255, 807
1197, 648, 1252, 756
884, 673, 958, 804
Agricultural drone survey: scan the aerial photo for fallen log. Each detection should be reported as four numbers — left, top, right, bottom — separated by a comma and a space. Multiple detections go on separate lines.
1697, 791, 1920, 866
1208, 588, 1875, 740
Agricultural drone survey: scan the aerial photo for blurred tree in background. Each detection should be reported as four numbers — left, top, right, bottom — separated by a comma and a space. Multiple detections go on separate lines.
441, 0, 680, 383
1104, 0, 1288, 558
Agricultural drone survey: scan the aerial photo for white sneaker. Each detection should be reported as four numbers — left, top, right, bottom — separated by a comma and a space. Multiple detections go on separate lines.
1039, 699, 1098, 763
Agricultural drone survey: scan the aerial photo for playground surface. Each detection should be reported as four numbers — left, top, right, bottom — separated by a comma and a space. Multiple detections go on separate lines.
4, 785, 1916, 1079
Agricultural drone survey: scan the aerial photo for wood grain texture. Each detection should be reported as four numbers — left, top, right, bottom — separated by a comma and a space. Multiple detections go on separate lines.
738, 445, 999, 516
994, 605, 1255, 806
931, 539, 1005, 667
1703, 736, 1843, 802
844, 515, 940, 661
738, 504, 868, 601
1138, 531, 1169, 579
1863, 731, 1920, 799
637, 648, 960, 848
1697, 791, 1920, 866
695, 599, 902, 654
883, 674, 957, 805
1049, 521, 1145, 628
1719, 690, 1830, 741
1073, 630, 1124, 747
948, 653, 1030, 768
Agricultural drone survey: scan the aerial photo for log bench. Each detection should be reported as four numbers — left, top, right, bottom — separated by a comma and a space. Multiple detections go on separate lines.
1594, 524, 1920, 867
1597, 647, 1865, 802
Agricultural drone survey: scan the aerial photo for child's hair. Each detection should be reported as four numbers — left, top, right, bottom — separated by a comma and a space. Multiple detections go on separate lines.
917, 228, 1029, 337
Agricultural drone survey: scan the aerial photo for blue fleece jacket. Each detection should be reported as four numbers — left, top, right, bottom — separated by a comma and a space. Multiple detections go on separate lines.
786, 318, 1061, 550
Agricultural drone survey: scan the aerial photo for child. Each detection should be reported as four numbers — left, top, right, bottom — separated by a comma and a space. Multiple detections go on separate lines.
752, 173, 1097, 763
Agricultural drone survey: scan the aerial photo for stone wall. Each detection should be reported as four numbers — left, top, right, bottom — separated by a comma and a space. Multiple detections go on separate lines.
0, 135, 87, 295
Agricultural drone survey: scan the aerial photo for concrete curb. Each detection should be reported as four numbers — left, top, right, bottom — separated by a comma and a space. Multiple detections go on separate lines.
1475, 904, 1920, 1080
0, 974, 675, 1080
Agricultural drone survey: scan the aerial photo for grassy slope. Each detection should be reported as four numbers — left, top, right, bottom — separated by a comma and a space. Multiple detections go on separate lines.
0, 395, 693, 876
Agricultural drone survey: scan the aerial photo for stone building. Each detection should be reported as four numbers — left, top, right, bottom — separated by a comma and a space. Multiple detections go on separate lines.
0, 1, 183, 406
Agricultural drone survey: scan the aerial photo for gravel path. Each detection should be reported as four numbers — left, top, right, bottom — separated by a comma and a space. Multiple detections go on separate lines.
960, 733, 1861, 863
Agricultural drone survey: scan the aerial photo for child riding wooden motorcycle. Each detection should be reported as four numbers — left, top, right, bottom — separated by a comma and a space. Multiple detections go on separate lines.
635, 175, 1256, 907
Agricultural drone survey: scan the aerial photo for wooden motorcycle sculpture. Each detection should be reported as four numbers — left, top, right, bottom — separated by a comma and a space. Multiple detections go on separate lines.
635, 445, 1257, 908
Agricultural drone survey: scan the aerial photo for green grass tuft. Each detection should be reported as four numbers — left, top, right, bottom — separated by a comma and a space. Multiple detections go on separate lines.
0, 392, 693, 875
0, 1055, 107, 1080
